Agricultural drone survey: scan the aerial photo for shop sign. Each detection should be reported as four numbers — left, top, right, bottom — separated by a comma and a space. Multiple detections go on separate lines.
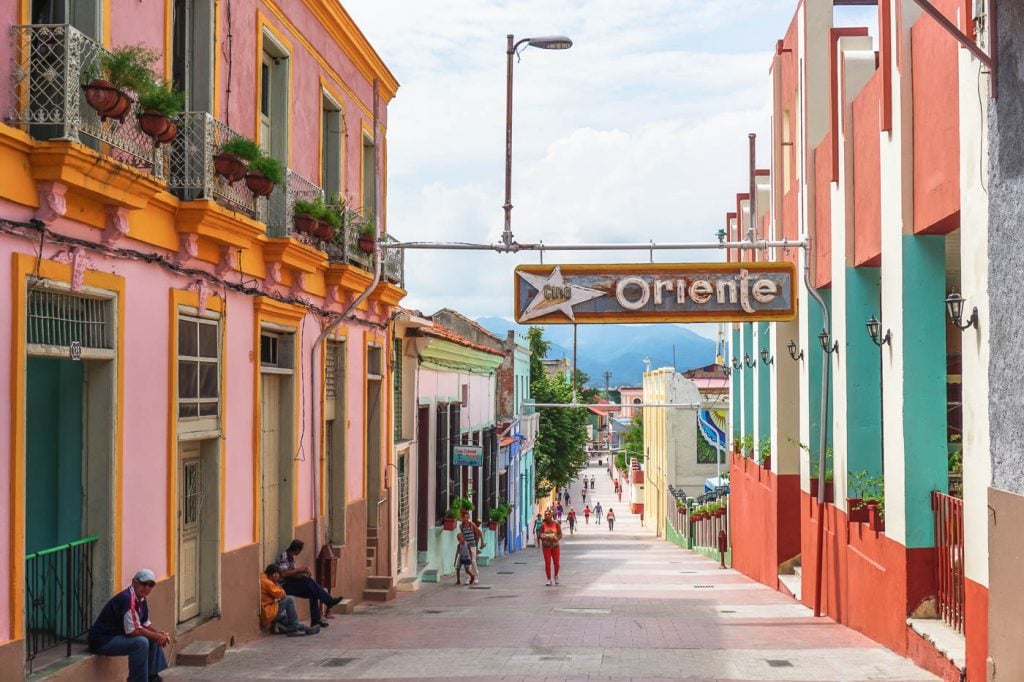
452, 445, 483, 467
513, 262, 797, 324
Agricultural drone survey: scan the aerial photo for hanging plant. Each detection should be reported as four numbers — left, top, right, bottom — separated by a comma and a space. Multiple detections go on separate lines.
244, 154, 284, 197
83, 45, 158, 122
356, 211, 376, 254
214, 136, 260, 183
136, 81, 184, 146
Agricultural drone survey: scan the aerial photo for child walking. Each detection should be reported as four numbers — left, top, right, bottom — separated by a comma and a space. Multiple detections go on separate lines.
454, 533, 475, 585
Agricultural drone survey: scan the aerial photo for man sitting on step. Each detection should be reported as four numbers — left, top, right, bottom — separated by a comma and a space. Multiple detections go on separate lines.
276, 539, 343, 629
88, 568, 170, 682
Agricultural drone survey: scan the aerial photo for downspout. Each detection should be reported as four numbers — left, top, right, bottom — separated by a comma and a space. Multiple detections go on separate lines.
311, 78, 383, 555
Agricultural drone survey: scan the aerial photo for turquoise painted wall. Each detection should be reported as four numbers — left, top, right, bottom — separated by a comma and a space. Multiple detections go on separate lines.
807, 290, 834, 474
900, 235, 947, 548
742, 324, 753, 438
730, 327, 740, 440
844, 268, 883, 483
26, 358, 84, 554
757, 321, 771, 441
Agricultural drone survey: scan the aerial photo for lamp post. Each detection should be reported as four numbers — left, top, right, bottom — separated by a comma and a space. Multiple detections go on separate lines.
503, 34, 573, 248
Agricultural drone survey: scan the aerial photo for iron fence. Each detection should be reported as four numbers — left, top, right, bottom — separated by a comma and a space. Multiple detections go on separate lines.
932, 490, 965, 633
8, 24, 163, 175
266, 168, 323, 240
322, 206, 405, 288
168, 112, 259, 217
24, 536, 98, 672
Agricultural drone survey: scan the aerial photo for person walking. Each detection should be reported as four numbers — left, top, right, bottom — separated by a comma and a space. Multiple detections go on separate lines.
459, 509, 485, 584
594, 501, 603, 525
581, 487, 587, 503
567, 508, 577, 535
533, 513, 543, 547
607, 508, 616, 531
556, 502, 564, 522
564, 490, 571, 506
538, 510, 563, 586
583, 505, 591, 525
590, 475, 595, 490
454, 533, 476, 585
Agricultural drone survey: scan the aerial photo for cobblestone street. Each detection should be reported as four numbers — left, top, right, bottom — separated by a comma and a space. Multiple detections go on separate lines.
164, 463, 936, 681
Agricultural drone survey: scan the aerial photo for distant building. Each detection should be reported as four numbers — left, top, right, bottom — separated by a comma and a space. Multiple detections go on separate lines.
618, 387, 643, 418
541, 357, 572, 381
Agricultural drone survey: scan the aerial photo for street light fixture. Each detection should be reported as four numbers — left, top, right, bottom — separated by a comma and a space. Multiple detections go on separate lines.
731, 356, 741, 370
503, 33, 573, 248
787, 339, 803, 361
945, 289, 979, 331
744, 353, 756, 368
818, 329, 839, 355
865, 314, 892, 347
760, 348, 774, 366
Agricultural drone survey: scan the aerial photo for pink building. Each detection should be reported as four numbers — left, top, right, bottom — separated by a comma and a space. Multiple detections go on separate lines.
0, 1, 404, 678
618, 387, 643, 419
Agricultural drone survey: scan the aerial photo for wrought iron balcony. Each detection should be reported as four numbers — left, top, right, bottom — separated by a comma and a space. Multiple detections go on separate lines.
265, 168, 323, 243
7, 24, 164, 176
323, 206, 405, 288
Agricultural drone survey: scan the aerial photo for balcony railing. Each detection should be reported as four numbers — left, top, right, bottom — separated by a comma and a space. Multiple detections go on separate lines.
8, 24, 164, 175
322, 207, 404, 288
25, 536, 98, 672
931, 490, 965, 633
168, 112, 260, 217
266, 168, 322, 242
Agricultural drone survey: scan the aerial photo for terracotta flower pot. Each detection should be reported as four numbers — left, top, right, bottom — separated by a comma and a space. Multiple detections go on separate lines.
714, 509, 725, 518
293, 213, 318, 235
138, 110, 177, 146
83, 79, 131, 122
866, 502, 883, 531
316, 221, 335, 241
442, 517, 457, 531
213, 152, 247, 182
357, 234, 376, 254
245, 172, 275, 197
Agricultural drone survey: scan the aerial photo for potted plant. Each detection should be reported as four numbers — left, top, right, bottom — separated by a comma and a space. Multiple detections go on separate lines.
136, 81, 184, 145
245, 153, 285, 197
850, 470, 885, 531
293, 197, 324, 236
356, 214, 376, 254
487, 508, 503, 531
83, 45, 158, 122
318, 205, 342, 241
214, 136, 259, 182
442, 507, 458, 532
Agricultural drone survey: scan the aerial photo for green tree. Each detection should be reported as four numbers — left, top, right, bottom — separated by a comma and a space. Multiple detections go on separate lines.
527, 327, 549, 384
618, 410, 644, 471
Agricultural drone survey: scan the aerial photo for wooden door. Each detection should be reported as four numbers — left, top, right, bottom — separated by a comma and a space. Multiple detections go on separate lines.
177, 442, 201, 622
261, 374, 281, 567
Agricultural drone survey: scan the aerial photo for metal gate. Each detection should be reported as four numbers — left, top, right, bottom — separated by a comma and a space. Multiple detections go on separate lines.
397, 456, 409, 572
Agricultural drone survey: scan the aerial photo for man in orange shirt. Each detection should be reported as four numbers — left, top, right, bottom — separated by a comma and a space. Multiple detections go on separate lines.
260, 565, 319, 636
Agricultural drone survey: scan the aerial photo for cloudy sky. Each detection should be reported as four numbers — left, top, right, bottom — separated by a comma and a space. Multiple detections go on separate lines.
343, 1, 875, 337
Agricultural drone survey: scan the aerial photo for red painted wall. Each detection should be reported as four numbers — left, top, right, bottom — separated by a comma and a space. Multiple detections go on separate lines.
728, 454, 800, 589
852, 70, 883, 267
814, 134, 833, 288
910, 0, 960, 235
965, 578, 988, 682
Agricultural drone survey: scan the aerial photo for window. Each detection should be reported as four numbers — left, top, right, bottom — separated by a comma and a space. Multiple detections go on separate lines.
322, 94, 342, 197
367, 344, 383, 378
178, 315, 219, 420
171, 0, 214, 113
260, 331, 294, 370
27, 288, 113, 350
434, 404, 449, 525
362, 133, 376, 214
393, 338, 404, 441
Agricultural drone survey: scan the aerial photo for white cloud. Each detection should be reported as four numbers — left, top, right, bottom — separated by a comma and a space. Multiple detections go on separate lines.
342, 0, 805, 336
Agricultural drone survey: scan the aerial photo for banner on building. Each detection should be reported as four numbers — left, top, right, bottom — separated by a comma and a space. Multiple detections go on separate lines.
452, 445, 483, 467
513, 262, 797, 324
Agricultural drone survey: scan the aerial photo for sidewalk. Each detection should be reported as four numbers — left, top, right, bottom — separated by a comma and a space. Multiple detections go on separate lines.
164, 461, 936, 681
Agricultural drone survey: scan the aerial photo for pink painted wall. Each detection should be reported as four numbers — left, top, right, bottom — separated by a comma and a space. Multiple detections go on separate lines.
416, 367, 496, 430
345, 335, 366, 502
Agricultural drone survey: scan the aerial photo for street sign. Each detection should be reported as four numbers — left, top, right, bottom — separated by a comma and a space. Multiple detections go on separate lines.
513, 262, 797, 324
452, 445, 483, 467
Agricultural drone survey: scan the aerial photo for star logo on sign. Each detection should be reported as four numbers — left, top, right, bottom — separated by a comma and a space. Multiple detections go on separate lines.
518, 266, 606, 322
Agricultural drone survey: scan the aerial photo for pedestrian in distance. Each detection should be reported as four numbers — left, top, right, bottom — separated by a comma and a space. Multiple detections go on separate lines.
533, 513, 543, 546
590, 475, 595, 490
556, 502, 564, 522
459, 509, 485, 584
261, 565, 319, 636
583, 505, 591, 524
607, 508, 616, 531
87, 568, 170, 682
567, 508, 577, 535
276, 540, 343, 629
594, 501, 603, 525
454, 533, 476, 585
538, 509, 563, 586
581, 487, 587, 503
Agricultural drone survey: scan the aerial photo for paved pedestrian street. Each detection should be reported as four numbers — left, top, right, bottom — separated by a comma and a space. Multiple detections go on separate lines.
164, 463, 936, 682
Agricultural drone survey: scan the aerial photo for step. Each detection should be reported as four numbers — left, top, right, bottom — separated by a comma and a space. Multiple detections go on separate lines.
793, 565, 802, 578
477, 556, 491, 567
330, 598, 354, 615
361, 587, 395, 602
396, 576, 420, 592
174, 640, 226, 667
778, 573, 802, 602
366, 575, 393, 590
420, 569, 439, 583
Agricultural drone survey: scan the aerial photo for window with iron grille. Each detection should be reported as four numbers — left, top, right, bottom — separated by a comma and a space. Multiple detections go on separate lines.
484, 427, 497, 520
450, 404, 462, 501
178, 315, 220, 421
434, 404, 449, 525
367, 345, 383, 378
326, 340, 342, 400
393, 338, 403, 441
27, 288, 114, 350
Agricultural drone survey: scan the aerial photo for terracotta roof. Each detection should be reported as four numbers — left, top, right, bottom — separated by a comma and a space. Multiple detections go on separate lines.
587, 403, 620, 415
431, 308, 504, 344
418, 324, 505, 356
500, 436, 516, 447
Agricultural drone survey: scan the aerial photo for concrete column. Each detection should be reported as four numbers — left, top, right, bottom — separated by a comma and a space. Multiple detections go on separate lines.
771, 318, 801, 475
742, 323, 754, 439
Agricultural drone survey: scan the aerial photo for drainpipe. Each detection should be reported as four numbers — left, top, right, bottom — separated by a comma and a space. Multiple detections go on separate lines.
805, 248, 831, 618
310, 78, 383, 556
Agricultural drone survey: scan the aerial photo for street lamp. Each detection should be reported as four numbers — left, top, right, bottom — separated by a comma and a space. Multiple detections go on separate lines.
865, 314, 892, 347
760, 348, 774, 365
503, 34, 573, 248
818, 329, 839, 355
787, 339, 804, 361
945, 289, 979, 331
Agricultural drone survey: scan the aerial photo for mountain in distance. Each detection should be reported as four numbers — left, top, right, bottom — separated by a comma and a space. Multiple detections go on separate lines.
475, 316, 718, 387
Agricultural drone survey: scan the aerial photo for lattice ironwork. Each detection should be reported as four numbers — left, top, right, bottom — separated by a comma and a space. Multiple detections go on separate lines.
168, 112, 259, 217
27, 288, 113, 349
266, 168, 324, 240
8, 24, 164, 175
25, 537, 98, 672
321, 205, 404, 288
325, 340, 342, 400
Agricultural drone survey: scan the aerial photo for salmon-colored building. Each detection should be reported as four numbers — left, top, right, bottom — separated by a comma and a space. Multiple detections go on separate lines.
0, 1, 406, 678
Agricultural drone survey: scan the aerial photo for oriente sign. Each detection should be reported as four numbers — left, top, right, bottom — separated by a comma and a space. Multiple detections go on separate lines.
513, 263, 797, 324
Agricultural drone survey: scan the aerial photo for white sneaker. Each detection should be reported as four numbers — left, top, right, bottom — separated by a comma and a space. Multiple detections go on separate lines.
554, 577, 559, 585
545, 580, 552, 586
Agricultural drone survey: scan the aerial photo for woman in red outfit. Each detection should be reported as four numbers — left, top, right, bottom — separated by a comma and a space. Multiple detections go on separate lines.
539, 510, 563, 586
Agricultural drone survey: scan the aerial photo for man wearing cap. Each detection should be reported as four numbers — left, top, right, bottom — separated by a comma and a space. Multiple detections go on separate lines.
88, 568, 170, 682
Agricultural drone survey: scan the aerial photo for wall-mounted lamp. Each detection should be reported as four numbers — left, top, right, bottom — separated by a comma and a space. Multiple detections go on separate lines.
759, 348, 774, 365
945, 289, 979, 331
744, 353, 756, 368
865, 314, 892, 347
787, 339, 803, 361
818, 329, 839, 355
723, 365, 732, 378
731, 356, 741, 370
716, 228, 727, 244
